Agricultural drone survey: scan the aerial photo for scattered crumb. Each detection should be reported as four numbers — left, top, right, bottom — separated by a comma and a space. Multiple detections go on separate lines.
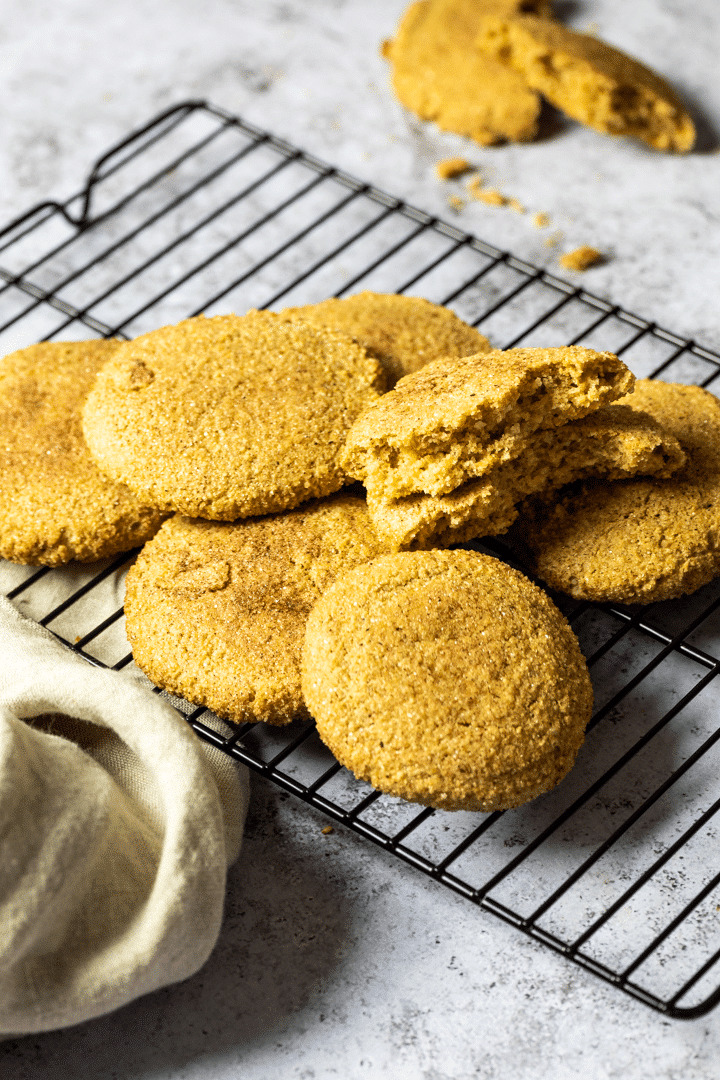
560, 245, 604, 271
467, 177, 523, 211
447, 194, 465, 213
475, 188, 508, 206
544, 230, 564, 248
533, 211, 550, 229
380, 39, 393, 60
321, 825, 335, 835
75, 635, 82, 643
435, 156, 472, 180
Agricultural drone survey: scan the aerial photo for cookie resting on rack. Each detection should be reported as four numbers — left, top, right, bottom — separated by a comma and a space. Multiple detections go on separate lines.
476, 15, 695, 152
0, 339, 167, 566
509, 381, 720, 604
281, 292, 491, 387
302, 549, 592, 812
366, 401, 685, 549
124, 495, 386, 725
342, 345, 635, 505
81, 312, 385, 520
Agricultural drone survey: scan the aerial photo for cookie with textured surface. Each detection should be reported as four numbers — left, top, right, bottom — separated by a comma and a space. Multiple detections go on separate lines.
509, 381, 720, 604
302, 549, 592, 811
282, 291, 490, 388
366, 402, 685, 549
0, 339, 166, 565
125, 495, 386, 725
477, 15, 695, 152
383, 0, 548, 146
82, 311, 384, 520
342, 346, 634, 505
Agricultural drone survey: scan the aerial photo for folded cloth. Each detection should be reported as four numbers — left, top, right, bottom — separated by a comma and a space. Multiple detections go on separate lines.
0, 595, 249, 1037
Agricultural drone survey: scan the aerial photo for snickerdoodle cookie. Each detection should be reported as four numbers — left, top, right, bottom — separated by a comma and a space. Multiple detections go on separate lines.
476, 15, 695, 152
342, 346, 634, 504
367, 401, 685, 549
302, 549, 592, 811
125, 495, 386, 725
0, 339, 166, 565
82, 312, 384, 520
282, 292, 490, 387
510, 381, 720, 604
383, 0, 547, 146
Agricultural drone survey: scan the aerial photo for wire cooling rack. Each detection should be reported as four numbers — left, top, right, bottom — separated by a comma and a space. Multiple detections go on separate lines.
2, 101, 720, 1019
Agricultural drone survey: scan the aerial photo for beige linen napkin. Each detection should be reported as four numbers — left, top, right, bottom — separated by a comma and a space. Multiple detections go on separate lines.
0, 595, 249, 1037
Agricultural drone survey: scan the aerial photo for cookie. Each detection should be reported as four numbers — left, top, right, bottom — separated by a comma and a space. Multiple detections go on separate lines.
342, 346, 635, 504
302, 549, 592, 811
125, 495, 386, 725
0, 339, 167, 566
477, 15, 696, 152
367, 402, 686, 549
81, 312, 384, 520
282, 292, 490, 387
384, 0, 546, 146
510, 381, 720, 604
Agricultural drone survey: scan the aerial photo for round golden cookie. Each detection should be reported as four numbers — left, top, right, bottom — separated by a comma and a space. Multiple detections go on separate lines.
125, 495, 386, 725
282, 292, 490, 387
302, 549, 592, 811
511, 381, 720, 604
384, 0, 545, 146
0, 339, 167, 566
81, 312, 385, 520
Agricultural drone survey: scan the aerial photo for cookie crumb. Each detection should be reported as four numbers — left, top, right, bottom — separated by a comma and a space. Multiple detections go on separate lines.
447, 194, 465, 213
321, 825, 335, 835
509, 198, 526, 214
560, 246, 604, 272
435, 157, 472, 179
470, 184, 508, 207
380, 38, 393, 60
533, 211, 550, 228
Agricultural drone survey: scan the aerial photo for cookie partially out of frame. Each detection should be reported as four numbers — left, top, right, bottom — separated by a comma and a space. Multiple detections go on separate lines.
342, 346, 635, 503
367, 401, 685, 549
82, 312, 385, 520
0, 339, 167, 566
302, 549, 592, 812
383, 0, 546, 146
125, 495, 386, 725
282, 292, 491, 387
476, 15, 695, 152
510, 381, 720, 604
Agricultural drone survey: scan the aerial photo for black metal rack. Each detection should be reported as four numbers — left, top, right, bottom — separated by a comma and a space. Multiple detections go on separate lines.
2, 100, 720, 1019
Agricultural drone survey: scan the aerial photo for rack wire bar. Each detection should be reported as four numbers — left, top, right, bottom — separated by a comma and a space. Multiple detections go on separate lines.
2, 100, 720, 1019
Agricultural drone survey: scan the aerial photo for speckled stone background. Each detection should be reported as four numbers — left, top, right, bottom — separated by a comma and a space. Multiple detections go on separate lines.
2, 0, 720, 1076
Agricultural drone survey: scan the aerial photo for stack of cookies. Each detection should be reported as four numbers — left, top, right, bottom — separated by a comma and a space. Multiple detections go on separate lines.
2, 292, 717, 813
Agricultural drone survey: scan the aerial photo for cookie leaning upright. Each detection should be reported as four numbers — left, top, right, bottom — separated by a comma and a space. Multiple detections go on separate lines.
0, 339, 167, 566
476, 15, 696, 152
125, 495, 386, 725
81, 312, 385, 520
302, 550, 592, 812
280, 292, 491, 387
